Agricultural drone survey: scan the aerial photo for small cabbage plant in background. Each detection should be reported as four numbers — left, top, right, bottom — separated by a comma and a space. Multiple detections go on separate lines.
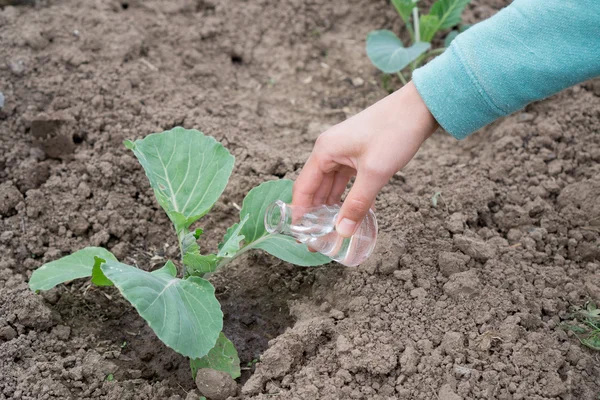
367, 0, 471, 88
29, 127, 329, 381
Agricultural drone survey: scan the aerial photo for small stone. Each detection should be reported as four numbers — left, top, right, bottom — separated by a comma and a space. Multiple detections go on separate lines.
393, 269, 413, 281
399, 346, 419, 376
68, 215, 90, 236
547, 160, 562, 176
329, 309, 345, 320
440, 332, 464, 357
351, 77, 364, 87
446, 212, 465, 233
0, 92, 4, 109
9, 59, 26, 76
438, 251, 470, 277
453, 235, 496, 261
0, 182, 23, 217
52, 325, 71, 340
195, 369, 237, 400
443, 269, 481, 299
0, 326, 17, 341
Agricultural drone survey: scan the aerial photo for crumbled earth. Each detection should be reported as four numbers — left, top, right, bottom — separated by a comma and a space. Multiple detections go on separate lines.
1, 0, 599, 399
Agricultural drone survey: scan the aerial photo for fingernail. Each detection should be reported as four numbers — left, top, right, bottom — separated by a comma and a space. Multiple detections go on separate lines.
337, 218, 356, 237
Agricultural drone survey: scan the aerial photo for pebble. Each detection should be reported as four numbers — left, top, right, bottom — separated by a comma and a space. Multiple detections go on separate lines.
0, 92, 4, 109
9, 59, 26, 76
351, 77, 364, 87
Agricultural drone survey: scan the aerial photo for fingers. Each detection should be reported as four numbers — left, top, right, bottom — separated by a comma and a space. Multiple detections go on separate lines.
326, 169, 353, 205
336, 169, 388, 237
313, 171, 335, 205
292, 154, 325, 208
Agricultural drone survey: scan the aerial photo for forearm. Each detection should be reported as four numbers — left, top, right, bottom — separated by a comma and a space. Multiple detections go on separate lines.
413, 0, 600, 139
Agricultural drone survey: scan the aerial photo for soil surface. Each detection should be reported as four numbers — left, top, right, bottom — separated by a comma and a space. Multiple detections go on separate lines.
1, 0, 599, 399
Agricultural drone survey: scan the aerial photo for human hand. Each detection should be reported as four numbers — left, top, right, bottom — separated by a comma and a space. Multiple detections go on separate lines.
292, 81, 438, 237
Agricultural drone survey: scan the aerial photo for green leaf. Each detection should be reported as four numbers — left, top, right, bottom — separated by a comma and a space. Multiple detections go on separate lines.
29, 247, 117, 292
564, 324, 587, 334
429, 0, 471, 30
106, 373, 114, 382
391, 0, 416, 24
238, 180, 330, 266
100, 259, 222, 359
91, 256, 113, 286
217, 215, 249, 258
444, 30, 459, 47
193, 228, 204, 240
249, 235, 330, 267
366, 30, 430, 74
420, 14, 441, 42
125, 127, 234, 233
181, 230, 201, 256
153, 260, 178, 277
582, 335, 600, 351
190, 332, 241, 380
183, 254, 219, 274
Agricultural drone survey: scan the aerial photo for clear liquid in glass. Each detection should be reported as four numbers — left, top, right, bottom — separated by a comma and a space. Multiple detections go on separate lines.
264, 200, 377, 267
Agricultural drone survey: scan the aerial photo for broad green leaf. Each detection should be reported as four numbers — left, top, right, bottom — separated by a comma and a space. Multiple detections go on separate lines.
366, 30, 430, 73
249, 234, 330, 267
429, 0, 471, 30
184, 253, 219, 274
217, 215, 249, 258
190, 332, 241, 379
91, 256, 113, 286
391, 0, 416, 24
444, 30, 459, 47
125, 127, 234, 233
419, 14, 441, 43
100, 259, 222, 359
29, 247, 117, 292
153, 260, 178, 278
238, 180, 329, 266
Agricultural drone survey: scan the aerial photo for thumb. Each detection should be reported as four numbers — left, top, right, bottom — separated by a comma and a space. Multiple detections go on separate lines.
336, 171, 387, 237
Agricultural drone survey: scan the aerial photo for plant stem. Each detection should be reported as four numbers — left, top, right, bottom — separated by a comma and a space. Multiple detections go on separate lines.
413, 7, 420, 43
397, 71, 408, 86
177, 228, 189, 278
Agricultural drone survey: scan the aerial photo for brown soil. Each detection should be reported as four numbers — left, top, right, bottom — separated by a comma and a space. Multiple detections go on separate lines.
1, 0, 599, 399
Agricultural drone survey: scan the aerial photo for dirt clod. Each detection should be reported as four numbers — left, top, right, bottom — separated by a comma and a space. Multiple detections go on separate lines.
195, 369, 237, 400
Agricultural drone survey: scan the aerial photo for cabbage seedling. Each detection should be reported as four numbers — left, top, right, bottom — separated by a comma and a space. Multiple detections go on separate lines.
366, 0, 471, 86
29, 127, 329, 380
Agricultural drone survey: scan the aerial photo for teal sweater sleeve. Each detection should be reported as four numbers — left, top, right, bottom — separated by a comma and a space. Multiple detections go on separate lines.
412, 0, 600, 139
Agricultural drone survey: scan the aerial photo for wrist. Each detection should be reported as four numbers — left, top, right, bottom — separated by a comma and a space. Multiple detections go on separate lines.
397, 81, 439, 143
